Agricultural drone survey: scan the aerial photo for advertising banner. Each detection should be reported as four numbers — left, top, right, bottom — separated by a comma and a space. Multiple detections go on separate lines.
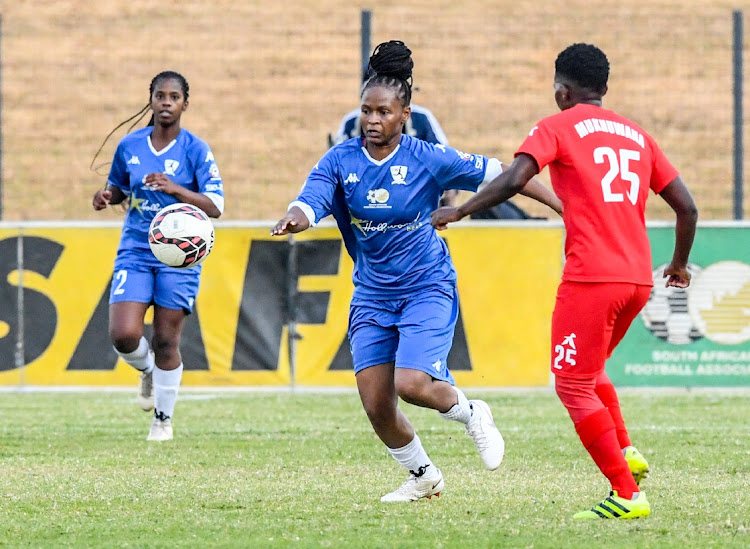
608, 224, 750, 386
0, 223, 562, 387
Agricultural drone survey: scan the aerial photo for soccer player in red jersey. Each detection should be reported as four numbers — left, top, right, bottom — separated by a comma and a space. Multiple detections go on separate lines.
431, 43, 698, 519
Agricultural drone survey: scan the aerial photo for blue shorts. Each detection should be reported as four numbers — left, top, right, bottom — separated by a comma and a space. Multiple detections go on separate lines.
348, 285, 458, 384
109, 249, 200, 313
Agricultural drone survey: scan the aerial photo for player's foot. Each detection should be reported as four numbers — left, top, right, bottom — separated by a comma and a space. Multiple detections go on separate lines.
573, 491, 650, 520
624, 446, 650, 485
146, 416, 173, 442
465, 400, 505, 470
380, 468, 444, 502
137, 368, 154, 411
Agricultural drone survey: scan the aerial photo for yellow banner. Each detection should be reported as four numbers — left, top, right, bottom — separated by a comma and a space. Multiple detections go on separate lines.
0, 224, 562, 387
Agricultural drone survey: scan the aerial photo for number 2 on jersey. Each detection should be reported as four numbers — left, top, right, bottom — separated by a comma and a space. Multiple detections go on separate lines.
594, 147, 640, 205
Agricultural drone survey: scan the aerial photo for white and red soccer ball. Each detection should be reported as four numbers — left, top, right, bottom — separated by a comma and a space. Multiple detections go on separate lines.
148, 203, 215, 268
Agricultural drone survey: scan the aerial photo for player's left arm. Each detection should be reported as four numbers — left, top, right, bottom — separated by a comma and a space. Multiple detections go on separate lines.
658, 176, 698, 287
143, 173, 222, 218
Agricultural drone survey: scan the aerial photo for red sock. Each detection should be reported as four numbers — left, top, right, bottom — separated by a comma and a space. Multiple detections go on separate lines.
574, 408, 639, 499
595, 374, 632, 449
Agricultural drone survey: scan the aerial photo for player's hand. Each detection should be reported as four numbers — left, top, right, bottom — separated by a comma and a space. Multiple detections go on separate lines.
663, 262, 691, 288
93, 189, 112, 210
271, 214, 299, 236
143, 173, 178, 194
431, 206, 463, 231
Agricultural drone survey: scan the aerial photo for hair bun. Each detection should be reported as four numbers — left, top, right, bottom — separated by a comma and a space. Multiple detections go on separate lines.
368, 40, 413, 83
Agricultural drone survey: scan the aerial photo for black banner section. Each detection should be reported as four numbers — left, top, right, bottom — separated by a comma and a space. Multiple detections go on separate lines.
295, 239, 341, 325
231, 239, 288, 370
68, 276, 209, 371
0, 237, 61, 371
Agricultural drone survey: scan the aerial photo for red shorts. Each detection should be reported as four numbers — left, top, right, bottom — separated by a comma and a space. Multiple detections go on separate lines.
550, 281, 651, 378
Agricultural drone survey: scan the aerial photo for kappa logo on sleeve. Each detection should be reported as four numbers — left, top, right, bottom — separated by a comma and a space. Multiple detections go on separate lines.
344, 173, 360, 184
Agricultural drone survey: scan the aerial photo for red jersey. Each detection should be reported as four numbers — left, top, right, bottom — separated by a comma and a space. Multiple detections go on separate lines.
517, 103, 678, 285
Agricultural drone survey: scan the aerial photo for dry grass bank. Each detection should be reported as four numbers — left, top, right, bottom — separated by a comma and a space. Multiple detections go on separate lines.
0, 0, 748, 221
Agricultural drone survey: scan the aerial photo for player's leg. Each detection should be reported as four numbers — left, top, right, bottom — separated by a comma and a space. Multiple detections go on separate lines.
108, 262, 156, 411
145, 267, 198, 441
595, 370, 649, 484
356, 364, 444, 502
551, 282, 644, 518
109, 301, 152, 367
597, 284, 652, 484
146, 305, 186, 442
350, 300, 442, 502
395, 286, 504, 470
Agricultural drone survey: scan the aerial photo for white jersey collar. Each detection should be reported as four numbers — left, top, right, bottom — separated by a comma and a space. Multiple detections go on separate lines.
361, 144, 400, 166
148, 134, 178, 156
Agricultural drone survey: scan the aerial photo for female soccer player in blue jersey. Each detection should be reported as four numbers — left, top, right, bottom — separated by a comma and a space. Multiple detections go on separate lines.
92, 71, 224, 442
273, 41, 562, 502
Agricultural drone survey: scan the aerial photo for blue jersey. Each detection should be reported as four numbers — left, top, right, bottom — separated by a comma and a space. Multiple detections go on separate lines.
294, 134, 489, 299
107, 127, 224, 256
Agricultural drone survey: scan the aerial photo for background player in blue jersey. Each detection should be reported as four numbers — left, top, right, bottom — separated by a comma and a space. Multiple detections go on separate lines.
273, 41, 562, 502
92, 71, 224, 442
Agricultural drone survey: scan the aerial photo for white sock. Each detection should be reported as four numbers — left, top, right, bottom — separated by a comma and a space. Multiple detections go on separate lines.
439, 386, 472, 424
115, 336, 154, 373
153, 363, 183, 419
387, 434, 438, 478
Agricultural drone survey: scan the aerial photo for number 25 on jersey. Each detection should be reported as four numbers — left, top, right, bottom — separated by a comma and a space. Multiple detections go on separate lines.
594, 147, 640, 205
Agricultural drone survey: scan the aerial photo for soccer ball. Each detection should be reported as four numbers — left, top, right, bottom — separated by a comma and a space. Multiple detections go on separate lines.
639, 263, 703, 344
148, 203, 215, 268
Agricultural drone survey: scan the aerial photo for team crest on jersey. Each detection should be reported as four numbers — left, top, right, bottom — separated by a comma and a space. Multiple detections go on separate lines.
390, 166, 408, 185
365, 188, 390, 208
164, 159, 180, 176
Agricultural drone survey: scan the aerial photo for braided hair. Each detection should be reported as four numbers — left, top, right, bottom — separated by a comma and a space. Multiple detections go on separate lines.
90, 71, 189, 174
361, 40, 413, 107
555, 43, 609, 94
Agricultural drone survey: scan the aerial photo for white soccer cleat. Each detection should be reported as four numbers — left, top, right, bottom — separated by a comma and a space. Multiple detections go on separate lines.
465, 400, 505, 470
146, 417, 173, 442
381, 468, 444, 503
137, 369, 154, 412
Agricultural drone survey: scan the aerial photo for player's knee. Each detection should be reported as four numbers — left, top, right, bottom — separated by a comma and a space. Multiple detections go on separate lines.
394, 371, 428, 402
151, 334, 179, 356
110, 331, 141, 354
361, 397, 397, 430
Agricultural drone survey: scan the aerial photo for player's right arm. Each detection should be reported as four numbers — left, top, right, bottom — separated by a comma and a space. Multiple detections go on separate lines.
431, 154, 540, 230
93, 140, 130, 211
657, 175, 698, 288
272, 206, 310, 235
272, 151, 340, 236
92, 184, 128, 210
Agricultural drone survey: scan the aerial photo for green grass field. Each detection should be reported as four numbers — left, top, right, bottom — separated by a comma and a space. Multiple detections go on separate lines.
1, 390, 749, 548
